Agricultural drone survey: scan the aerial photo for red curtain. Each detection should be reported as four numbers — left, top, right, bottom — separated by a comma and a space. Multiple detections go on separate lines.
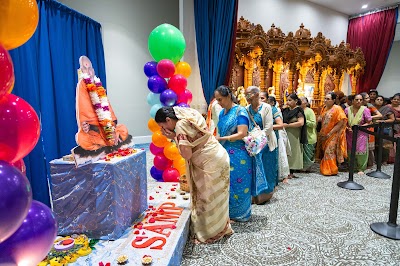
347, 8, 398, 93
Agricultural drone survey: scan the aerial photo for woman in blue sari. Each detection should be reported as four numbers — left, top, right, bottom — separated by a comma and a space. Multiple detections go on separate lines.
246, 87, 278, 204
215, 85, 252, 222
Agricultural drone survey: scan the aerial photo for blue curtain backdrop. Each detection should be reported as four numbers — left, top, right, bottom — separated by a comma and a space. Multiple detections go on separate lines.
194, 0, 238, 104
9, 0, 106, 206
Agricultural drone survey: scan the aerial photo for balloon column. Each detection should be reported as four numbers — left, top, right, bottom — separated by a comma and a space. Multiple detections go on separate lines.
0, 1, 58, 265
145, 24, 192, 182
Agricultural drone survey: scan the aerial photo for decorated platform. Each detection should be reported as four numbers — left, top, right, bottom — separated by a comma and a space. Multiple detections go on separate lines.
41, 181, 191, 266
49, 149, 147, 240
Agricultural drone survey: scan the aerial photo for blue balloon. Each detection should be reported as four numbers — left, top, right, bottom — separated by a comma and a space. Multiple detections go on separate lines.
160, 89, 177, 107
150, 166, 164, 182
148, 75, 167, 94
144, 61, 158, 77
150, 103, 163, 118
147, 92, 161, 106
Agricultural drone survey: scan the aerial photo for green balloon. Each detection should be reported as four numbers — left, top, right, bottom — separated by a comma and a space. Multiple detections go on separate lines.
148, 24, 186, 64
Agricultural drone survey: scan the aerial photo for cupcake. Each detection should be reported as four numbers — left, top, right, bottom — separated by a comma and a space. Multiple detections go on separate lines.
142, 255, 153, 265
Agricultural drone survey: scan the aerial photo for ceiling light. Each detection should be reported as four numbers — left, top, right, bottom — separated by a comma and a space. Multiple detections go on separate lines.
362, 4, 368, 9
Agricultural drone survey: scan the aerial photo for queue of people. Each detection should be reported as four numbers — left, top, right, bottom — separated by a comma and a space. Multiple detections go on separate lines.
154, 86, 400, 244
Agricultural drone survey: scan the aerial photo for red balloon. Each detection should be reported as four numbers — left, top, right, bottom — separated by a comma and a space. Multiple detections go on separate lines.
0, 44, 14, 98
168, 74, 187, 94
156, 59, 175, 78
177, 89, 193, 105
153, 154, 172, 171
162, 167, 180, 182
0, 94, 40, 163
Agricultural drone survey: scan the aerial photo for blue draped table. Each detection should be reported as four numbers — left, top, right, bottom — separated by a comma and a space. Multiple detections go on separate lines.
49, 150, 147, 240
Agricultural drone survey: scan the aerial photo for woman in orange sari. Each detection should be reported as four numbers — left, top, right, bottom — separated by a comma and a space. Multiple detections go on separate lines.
318, 92, 347, 176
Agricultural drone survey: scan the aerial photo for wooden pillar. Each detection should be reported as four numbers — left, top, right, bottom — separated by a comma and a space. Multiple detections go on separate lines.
352, 74, 357, 95
288, 69, 294, 94
260, 67, 265, 91
272, 62, 283, 103
313, 70, 320, 103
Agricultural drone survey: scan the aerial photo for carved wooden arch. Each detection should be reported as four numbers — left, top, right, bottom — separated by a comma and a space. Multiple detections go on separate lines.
230, 17, 366, 107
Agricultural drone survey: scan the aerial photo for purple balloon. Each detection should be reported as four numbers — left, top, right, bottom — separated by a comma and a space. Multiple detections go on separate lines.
144, 61, 158, 77
150, 166, 164, 182
0, 160, 32, 243
160, 89, 177, 107
148, 75, 167, 93
177, 102, 190, 108
0, 200, 57, 265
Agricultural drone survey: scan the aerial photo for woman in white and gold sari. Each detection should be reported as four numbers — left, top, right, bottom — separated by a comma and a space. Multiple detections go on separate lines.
155, 106, 233, 243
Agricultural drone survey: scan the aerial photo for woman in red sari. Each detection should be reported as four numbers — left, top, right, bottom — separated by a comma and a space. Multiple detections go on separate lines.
318, 92, 347, 176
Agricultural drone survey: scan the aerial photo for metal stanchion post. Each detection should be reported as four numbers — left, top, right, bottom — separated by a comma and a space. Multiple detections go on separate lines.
367, 122, 390, 179
338, 125, 364, 190
370, 138, 400, 239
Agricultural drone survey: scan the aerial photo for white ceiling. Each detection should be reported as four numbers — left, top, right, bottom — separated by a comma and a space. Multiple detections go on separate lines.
306, 0, 399, 16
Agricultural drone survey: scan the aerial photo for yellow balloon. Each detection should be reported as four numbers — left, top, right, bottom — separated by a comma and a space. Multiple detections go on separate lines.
164, 142, 180, 160
0, 0, 39, 50
175, 61, 191, 78
152, 130, 169, 147
148, 118, 160, 133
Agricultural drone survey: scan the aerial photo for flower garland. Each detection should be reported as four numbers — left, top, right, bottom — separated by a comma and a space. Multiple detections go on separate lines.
83, 74, 115, 145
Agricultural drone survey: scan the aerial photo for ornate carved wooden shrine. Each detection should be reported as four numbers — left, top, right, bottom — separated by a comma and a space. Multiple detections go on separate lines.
230, 17, 366, 108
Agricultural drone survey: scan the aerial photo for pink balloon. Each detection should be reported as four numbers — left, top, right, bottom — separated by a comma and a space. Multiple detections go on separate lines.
0, 94, 40, 163
149, 142, 164, 155
154, 154, 172, 170
168, 74, 187, 94
177, 89, 193, 105
162, 167, 180, 182
156, 59, 175, 78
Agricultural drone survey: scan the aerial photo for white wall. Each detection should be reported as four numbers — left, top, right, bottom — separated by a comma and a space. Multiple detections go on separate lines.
60, 0, 179, 139
377, 41, 400, 97
58, 0, 397, 141
238, 0, 348, 45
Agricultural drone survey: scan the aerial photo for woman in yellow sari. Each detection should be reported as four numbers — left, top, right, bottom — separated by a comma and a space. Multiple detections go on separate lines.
318, 92, 347, 176
155, 106, 233, 243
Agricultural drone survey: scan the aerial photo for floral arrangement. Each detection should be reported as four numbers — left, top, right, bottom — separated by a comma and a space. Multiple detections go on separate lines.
38, 234, 94, 266
83, 73, 115, 146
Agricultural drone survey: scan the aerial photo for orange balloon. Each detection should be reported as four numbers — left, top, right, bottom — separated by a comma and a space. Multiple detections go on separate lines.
175, 61, 191, 78
163, 142, 180, 160
148, 118, 160, 133
0, 0, 39, 50
173, 156, 186, 175
152, 131, 169, 147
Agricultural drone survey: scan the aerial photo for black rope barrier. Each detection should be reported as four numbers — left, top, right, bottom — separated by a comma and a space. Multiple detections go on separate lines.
370, 137, 400, 240
366, 122, 391, 179
337, 125, 364, 190
336, 120, 400, 239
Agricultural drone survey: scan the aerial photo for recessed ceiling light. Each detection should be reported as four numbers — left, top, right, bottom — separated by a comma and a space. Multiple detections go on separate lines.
362, 4, 368, 9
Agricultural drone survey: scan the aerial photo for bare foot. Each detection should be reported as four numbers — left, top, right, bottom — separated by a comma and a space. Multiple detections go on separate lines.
358, 171, 364, 175
229, 219, 236, 224
282, 178, 289, 184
